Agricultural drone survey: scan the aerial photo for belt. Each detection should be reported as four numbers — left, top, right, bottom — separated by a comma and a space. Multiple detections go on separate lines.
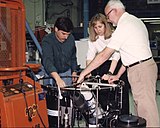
126, 57, 152, 68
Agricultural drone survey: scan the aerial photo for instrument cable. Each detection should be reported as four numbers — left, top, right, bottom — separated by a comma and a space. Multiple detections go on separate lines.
19, 70, 32, 122
25, 65, 46, 128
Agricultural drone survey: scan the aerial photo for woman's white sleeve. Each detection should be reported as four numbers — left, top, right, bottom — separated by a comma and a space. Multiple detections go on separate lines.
111, 51, 120, 61
86, 41, 97, 60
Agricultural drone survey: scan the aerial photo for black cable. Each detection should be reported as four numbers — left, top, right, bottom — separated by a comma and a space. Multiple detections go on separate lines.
71, 88, 82, 128
19, 70, 32, 122
36, 75, 82, 88
37, 75, 79, 81
25, 65, 46, 128
77, 110, 81, 128
36, 109, 46, 128
22, 89, 32, 122
23, 92, 32, 122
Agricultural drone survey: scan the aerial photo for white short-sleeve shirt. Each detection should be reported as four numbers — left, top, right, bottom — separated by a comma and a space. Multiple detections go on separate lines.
87, 36, 120, 61
107, 12, 152, 66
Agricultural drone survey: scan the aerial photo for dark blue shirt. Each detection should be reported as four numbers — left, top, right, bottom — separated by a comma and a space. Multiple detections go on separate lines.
41, 32, 78, 74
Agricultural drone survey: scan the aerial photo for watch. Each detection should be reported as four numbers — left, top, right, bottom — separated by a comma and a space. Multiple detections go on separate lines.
107, 71, 113, 75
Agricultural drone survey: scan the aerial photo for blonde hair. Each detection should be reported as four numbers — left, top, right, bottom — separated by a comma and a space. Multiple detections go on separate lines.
89, 13, 113, 42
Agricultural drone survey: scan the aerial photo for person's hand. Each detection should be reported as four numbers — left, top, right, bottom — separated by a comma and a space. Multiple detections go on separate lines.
85, 73, 92, 78
72, 71, 77, 83
101, 74, 110, 80
77, 73, 85, 84
55, 77, 65, 88
108, 75, 119, 84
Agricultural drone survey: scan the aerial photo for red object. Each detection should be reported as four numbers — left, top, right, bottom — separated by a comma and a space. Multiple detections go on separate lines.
0, 0, 49, 127
34, 26, 48, 43
0, 76, 48, 127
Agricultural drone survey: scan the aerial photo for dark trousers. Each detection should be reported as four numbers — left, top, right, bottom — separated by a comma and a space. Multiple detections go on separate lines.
91, 60, 130, 114
46, 88, 71, 128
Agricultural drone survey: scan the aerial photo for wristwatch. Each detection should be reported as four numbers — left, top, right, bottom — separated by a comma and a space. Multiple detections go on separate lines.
107, 71, 113, 75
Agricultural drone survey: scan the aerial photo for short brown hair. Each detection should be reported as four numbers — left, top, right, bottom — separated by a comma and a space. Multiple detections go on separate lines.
54, 17, 73, 32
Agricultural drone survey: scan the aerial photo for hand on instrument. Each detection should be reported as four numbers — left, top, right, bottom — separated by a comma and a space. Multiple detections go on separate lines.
51, 72, 66, 88
56, 77, 66, 88
108, 75, 119, 84
77, 73, 85, 84
101, 74, 110, 81
86, 73, 92, 78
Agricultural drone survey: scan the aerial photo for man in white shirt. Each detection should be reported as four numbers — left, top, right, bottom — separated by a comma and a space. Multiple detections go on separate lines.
77, 0, 159, 127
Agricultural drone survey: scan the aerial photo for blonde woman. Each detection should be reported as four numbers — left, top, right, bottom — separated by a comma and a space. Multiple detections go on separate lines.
86, 13, 120, 80
86, 13, 120, 111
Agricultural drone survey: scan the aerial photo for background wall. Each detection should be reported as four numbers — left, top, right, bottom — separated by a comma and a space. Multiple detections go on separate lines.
23, 0, 45, 30
45, 0, 83, 27
76, 40, 88, 69
23, 0, 160, 60
23, 0, 83, 30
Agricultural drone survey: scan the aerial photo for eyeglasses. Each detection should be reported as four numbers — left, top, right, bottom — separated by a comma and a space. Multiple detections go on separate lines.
106, 9, 114, 20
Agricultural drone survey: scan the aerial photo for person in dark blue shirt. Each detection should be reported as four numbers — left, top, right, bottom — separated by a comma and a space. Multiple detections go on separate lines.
42, 17, 78, 87
42, 17, 78, 127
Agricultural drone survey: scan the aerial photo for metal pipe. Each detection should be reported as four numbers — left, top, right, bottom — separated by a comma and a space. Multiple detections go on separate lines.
83, 0, 89, 38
